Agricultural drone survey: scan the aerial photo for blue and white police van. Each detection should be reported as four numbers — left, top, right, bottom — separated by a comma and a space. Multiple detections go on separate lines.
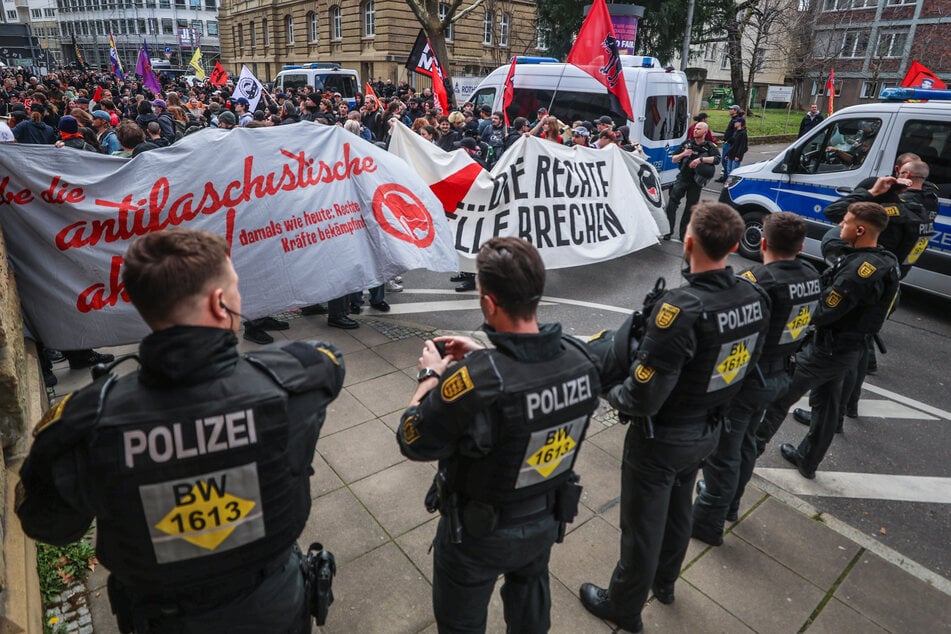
469, 56, 688, 185
272, 63, 360, 107
720, 88, 951, 299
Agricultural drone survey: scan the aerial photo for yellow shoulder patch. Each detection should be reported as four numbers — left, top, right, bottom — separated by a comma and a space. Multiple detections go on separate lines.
441, 366, 474, 402
655, 302, 681, 329
401, 415, 421, 444
740, 270, 757, 282
825, 289, 843, 307
633, 364, 655, 384
34, 393, 72, 437
315, 346, 340, 365
883, 205, 901, 217
588, 329, 608, 342
857, 261, 877, 278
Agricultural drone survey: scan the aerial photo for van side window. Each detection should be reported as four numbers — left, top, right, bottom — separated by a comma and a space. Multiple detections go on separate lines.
898, 120, 951, 198
324, 75, 357, 98
643, 96, 686, 142
502, 88, 622, 128
471, 88, 496, 110
796, 117, 882, 174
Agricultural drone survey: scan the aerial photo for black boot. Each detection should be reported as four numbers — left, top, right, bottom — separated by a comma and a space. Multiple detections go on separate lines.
579, 584, 643, 632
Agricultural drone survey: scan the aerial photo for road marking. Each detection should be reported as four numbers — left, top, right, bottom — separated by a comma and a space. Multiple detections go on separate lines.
755, 468, 951, 504
791, 397, 938, 420
382, 298, 555, 315
860, 383, 951, 421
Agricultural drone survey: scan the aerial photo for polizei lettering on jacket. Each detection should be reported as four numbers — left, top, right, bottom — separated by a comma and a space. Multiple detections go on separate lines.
789, 279, 821, 299
123, 409, 258, 468
525, 375, 592, 420
716, 301, 764, 334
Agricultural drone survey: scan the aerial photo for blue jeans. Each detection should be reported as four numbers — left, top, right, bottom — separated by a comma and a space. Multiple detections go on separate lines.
721, 142, 732, 177
725, 158, 742, 176
350, 285, 384, 307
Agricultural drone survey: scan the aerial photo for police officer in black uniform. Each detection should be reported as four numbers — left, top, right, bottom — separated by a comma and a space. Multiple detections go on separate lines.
692, 213, 821, 546
758, 202, 900, 479
580, 202, 770, 632
396, 237, 600, 633
16, 229, 345, 633
664, 122, 721, 241
793, 158, 936, 427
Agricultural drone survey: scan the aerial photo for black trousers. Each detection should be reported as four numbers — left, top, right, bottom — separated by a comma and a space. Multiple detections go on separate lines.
759, 340, 863, 472
694, 370, 790, 535
607, 421, 717, 618
432, 514, 559, 634
664, 175, 702, 240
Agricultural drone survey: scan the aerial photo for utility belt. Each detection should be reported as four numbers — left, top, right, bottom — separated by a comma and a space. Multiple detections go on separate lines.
107, 547, 295, 633
757, 354, 793, 377
427, 470, 583, 544
816, 330, 870, 351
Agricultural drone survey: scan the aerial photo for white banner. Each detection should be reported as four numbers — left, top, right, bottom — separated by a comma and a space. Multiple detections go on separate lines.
0, 124, 458, 349
235, 65, 264, 112
388, 122, 666, 271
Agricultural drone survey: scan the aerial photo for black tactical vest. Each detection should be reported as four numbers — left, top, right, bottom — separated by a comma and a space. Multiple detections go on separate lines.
85, 358, 316, 592
653, 278, 770, 419
450, 339, 600, 505
741, 259, 822, 363
879, 195, 934, 267
823, 248, 900, 335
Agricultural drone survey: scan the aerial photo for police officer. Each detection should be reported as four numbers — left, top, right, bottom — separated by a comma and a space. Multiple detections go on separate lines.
793, 159, 936, 427
758, 202, 900, 479
692, 213, 821, 546
16, 229, 345, 633
664, 122, 721, 241
580, 202, 770, 632
396, 237, 600, 633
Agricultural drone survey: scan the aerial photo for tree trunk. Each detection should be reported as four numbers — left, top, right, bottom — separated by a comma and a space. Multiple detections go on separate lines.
725, 17, 747, 109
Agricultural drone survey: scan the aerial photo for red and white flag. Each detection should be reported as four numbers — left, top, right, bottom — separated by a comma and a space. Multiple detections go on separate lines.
405, 30, 451, 113
826, 69, 835, 116
900, 60, 946, 90
566, 0, 634, 122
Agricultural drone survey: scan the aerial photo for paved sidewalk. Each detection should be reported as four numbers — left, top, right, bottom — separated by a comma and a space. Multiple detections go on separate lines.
47, 312, 949, 634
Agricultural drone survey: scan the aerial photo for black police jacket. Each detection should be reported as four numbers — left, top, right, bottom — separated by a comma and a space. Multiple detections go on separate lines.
397, 323, 600, 505
16, 326, 344, 594
609, 268, 770, 422
815, 245, 900, 336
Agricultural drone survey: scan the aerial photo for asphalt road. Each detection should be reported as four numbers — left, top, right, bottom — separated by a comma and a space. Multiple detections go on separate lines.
381, 141, 951, 579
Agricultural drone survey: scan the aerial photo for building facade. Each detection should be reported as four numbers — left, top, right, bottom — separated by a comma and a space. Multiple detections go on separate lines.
217, 0, 549, 87
1, 0, 220, 72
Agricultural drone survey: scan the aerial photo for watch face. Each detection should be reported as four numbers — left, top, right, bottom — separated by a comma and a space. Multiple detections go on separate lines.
417, 368, 437, 382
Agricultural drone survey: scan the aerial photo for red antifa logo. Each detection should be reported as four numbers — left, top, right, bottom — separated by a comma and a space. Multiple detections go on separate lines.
599, 35, 623, 88
372, 184, 435, 248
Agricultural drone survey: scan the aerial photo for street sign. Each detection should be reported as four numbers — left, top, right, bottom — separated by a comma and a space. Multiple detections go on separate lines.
766, 85, 793, 103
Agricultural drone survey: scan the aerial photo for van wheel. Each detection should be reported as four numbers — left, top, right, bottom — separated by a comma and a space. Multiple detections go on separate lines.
739, 210, 767, 261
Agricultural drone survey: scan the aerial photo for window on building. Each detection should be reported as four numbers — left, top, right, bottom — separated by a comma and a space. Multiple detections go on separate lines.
840, 30, 868, 58
703, 43, 718, 62
192, 20, 203, 36
31, 8, 41, 17
330, 6, 341, 40
483, 10, 493, 45
286, 15, 294, 45
145, 0, 155, 8
886, 0, 915, 4
159, 0, 170, 8
364, 1, 375, 37
205, 0, 215, 8
6, 10, 16, 19
162, 18, 173, 34
860, 81, 879, 98
721, 54, 730, 70
500, 13, 510, 48
249, 20, 256, 46
536, 22, 550, 51
208, 20, 218, 36
263, 18, 269, 45
237, 24, 244, 49
308, 11, 318, 42
439, 3, 452, 41
877, 30, 908, 58
850, 0, 876, 7
822, 0, 850, 9
137, 19, 145, 34
147, 18, 156, 34
175, 0, 184, 7
44, 8, 55, 16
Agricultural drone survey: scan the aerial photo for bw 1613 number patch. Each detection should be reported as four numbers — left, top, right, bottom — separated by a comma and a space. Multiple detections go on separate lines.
707, 334, 759, 392
516, 416, 587, 488
139, 463, 265, 563
780, 301, 818, 343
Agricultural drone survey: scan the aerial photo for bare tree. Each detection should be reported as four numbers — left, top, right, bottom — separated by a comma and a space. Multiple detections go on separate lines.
404, 0, 488, 81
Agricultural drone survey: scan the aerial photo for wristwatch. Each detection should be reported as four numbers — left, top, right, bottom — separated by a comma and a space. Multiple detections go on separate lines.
417, 367, 441, 383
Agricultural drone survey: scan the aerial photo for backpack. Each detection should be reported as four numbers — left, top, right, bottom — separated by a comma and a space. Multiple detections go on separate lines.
173, 119, 186, 143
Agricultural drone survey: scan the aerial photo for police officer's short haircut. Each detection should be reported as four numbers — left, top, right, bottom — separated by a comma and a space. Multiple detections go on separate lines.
900, 159, 929, 180
688, 202, 744, 260
847, 201, 888, 233
123, 229, 231, 325
476, 237, 545, 320
763, 212, 806, 257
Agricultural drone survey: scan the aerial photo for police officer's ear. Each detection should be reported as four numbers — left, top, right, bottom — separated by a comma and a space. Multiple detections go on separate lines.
856, 226, 866, 236
760, 237, 769, 253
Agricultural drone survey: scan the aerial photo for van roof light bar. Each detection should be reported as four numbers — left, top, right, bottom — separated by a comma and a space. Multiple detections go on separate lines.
880, 87, 951, 101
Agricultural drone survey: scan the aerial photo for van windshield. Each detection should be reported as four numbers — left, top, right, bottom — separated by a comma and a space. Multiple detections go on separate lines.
471, 88, 496, 110
504, 88, 628, 127
796, 117, 882, 174
643, 96, 687, 142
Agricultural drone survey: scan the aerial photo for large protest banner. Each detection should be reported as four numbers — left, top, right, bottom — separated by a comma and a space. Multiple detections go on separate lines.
388, 122, 666, 271
0, 124, 459, 349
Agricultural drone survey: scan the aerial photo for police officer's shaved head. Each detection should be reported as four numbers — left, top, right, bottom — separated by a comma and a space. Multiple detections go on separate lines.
476, 237, 545, 320
763, 212, 806, 257
688, 202, 744, 260
123, 229, 232, 325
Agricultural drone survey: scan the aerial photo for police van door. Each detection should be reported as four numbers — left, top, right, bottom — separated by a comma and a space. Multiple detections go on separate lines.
775, 114, 890, 247
641, 75, 688, 186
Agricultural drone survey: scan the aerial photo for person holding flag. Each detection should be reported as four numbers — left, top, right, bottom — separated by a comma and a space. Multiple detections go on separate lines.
826, 69, 835, 116
108, 34, 124, 80
209, 61, 230, 87
189, 48, 206, 81
135, 40, 162, 96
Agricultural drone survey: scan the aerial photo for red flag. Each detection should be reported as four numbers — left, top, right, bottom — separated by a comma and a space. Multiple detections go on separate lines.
900, 60, 946, 90
209, 61, 229, 87
566, 0, 634, 122
431, 75, 449, 115
93, 85, 103, 103
405, 30, 450, 113
365, 82, 378, 101
826, 69, 835, 116
502, 57, 517, 126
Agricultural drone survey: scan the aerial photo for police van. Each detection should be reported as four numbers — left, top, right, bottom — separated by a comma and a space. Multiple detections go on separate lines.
272, 64, 360, 106
469, 56, 688, 185
719, 88, 951, 299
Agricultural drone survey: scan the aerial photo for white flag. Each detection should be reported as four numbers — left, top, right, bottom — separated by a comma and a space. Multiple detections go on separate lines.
235, 65, 264, 112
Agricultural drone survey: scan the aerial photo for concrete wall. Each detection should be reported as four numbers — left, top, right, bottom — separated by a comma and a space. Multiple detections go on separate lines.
0, 228, 44, 634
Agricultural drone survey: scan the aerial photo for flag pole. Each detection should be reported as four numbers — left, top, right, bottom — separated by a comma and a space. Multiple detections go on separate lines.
547, 62, 569, 116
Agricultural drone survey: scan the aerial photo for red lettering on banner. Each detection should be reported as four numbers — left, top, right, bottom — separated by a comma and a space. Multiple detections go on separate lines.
54, 144, 378, 252
76, 256, 129, 313
41, 176, 86, 205
0, 176, 35, 206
